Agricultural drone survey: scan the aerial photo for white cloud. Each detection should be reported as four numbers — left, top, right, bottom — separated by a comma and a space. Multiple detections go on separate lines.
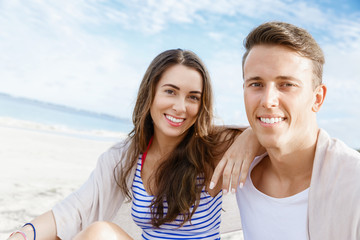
207, 32, 225, 42
329, 19, 360, 50
0, 0, 144, 117
206, 50, 247, 125
320, 44, 360, 147
0, 0, 359, 148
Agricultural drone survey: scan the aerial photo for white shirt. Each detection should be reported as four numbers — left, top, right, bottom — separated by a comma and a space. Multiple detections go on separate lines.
236, 154, 309, 240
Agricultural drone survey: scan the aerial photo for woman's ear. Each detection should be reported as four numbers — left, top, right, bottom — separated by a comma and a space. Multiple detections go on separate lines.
312, 84, 327, 112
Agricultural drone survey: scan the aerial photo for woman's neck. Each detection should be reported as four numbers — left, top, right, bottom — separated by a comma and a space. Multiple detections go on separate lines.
149, 133, 184, 158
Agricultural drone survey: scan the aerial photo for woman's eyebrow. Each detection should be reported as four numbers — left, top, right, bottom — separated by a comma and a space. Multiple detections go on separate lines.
190, 90, 202, 94
162, 84, 202, 94
161, 83, 179, 90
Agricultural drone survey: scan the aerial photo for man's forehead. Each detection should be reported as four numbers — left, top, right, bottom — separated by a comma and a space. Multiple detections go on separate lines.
245, 45, 312, 71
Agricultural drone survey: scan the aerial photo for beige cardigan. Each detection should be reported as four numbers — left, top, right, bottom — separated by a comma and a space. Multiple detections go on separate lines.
52, 141, 136, 240
307, 129, 360, 239
53, 130, 360, 239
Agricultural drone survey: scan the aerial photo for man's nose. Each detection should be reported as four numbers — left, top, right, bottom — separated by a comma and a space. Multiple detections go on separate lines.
261, 85, 279, 108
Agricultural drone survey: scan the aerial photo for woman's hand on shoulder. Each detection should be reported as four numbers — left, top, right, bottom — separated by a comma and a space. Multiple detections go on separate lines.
209, 127, 264, 194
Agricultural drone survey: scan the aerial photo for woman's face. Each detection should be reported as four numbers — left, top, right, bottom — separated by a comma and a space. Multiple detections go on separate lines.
150, 64, 203, 140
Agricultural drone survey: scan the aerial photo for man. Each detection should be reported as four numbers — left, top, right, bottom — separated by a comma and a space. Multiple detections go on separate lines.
236, 21, 360, 240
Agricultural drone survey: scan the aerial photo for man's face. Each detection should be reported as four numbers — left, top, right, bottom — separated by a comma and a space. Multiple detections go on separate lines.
243, 44, 324, 151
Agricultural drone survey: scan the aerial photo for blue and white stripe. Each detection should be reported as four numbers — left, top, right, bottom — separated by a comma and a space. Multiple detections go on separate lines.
131, 155, 222, 239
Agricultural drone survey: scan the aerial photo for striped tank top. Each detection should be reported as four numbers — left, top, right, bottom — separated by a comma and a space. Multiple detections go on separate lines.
131, 155, 223, 239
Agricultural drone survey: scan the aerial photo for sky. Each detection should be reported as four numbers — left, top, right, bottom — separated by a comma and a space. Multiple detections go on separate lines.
0, 0, 359, 149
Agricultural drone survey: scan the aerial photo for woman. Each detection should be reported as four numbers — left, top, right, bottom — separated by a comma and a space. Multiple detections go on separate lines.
8, 49, 259, 240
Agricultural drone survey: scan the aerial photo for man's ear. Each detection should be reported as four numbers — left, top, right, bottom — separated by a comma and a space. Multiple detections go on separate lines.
312, 84, 327, 112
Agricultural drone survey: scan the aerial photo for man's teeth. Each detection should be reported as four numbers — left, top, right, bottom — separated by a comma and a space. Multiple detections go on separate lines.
166, 115, 184, 123
260, 117, 284, 124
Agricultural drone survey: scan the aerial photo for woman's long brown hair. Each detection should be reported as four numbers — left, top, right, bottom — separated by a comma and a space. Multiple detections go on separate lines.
114, 49, 240, 227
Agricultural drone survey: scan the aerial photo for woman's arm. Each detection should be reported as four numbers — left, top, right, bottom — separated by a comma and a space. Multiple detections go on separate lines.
7, 211, 59, 240
210, 127, 264, 194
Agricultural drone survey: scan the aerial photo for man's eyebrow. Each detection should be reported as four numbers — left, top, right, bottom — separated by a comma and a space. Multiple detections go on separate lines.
244, 76, 262, 82
161, 84, 202, 94
275, 76, 300, 81
244, 76, 301, 81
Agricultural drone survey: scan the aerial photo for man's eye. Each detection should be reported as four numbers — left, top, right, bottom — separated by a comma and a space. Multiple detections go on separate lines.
250, 83, 262, 87
281, 83, 295, 87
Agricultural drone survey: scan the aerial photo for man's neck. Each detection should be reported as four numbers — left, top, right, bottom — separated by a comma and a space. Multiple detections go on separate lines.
251, 131, 319, 198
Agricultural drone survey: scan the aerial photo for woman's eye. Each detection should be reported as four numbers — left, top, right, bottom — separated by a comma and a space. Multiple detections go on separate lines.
189, 95, 200, 101
165, 89, 174, 94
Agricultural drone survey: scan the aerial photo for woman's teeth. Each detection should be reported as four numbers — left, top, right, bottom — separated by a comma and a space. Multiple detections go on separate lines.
166, 115, 184, 123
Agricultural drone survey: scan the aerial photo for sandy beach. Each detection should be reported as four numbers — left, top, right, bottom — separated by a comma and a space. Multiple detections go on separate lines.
0, 118, 243, 239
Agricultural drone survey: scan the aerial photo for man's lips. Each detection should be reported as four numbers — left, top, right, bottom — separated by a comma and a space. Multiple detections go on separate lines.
259, 117, 285, 124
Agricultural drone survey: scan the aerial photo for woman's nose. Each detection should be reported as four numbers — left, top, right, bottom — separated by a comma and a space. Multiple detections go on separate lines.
172, 97, 186, 113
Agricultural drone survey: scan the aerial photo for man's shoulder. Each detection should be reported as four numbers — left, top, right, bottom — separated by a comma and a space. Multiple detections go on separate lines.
309, 129, 360, 237
313, 129, 360, 185
317, 129, 360, 164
